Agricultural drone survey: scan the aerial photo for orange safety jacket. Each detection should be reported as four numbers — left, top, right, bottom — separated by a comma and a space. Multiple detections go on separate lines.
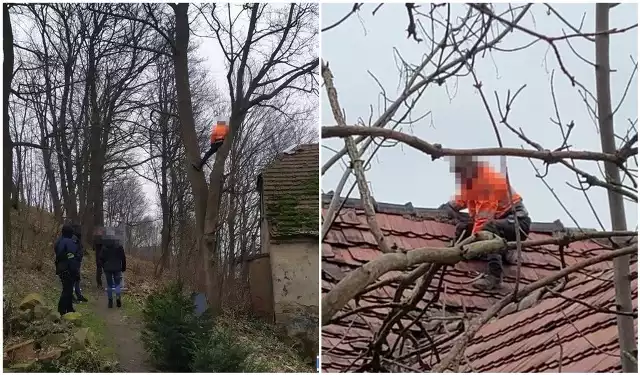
210, 121, 229, 143
449, 163, 523, 234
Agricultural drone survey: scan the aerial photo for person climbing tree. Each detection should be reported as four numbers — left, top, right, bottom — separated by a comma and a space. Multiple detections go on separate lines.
192, 120, 230, 172
54, 224, 82, 316
100, 234, 127, 308
71, 223, 88, 302
439, 155, 532, 291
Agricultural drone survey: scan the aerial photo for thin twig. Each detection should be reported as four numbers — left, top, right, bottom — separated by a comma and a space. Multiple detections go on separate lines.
322, 3, 363, 33
545, 286, 638, 317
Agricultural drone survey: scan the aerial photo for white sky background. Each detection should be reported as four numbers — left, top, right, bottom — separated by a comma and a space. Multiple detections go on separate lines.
320, 3, 639, 231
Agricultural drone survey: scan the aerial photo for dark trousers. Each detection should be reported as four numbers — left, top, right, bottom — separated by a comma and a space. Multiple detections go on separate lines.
96, 261, 103, 287
74, 275, 82, 298
58, 271, 75, 315
196, 141, 223, 170
455, 215, 532, 276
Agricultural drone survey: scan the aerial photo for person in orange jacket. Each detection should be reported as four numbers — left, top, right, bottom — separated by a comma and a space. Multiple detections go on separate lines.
193, 120, 230, 172
439, 155, 532, 291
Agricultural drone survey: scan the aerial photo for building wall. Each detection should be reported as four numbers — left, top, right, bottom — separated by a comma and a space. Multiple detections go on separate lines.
248, 254, 275, 322
269, 239, 319, 359
260, 193, 270, 254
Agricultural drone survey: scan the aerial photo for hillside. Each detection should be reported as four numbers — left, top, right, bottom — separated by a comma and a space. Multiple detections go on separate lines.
3, 206, 313, 372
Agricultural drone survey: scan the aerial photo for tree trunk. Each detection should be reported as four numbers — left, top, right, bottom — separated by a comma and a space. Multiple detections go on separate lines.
41, 144, 62, 221
594, 4, 637, 372
205, 140, 237, 313
84, 31, 105, 240
3, 4, 14, 246
172, 3, 210, 295
156, 149, 172, 277
14, 144, 24, 208
226, 156, 238, 276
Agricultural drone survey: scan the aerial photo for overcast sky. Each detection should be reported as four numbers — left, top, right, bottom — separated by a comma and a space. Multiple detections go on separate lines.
320, 3, 638, 231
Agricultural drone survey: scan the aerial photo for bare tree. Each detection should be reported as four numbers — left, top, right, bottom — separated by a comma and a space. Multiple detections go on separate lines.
594, 4, 636, 372
9, 4, 161, 238
4, 3, 16, 245
103, 173, 147, 227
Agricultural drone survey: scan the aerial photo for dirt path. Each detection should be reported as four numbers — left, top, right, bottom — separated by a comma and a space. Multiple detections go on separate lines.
88, 289, 153, 372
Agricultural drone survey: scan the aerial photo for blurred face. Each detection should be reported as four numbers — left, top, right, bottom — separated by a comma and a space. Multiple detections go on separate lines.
450, 156, 476, 180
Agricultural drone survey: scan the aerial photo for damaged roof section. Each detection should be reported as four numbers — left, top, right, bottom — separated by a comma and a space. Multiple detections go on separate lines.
259, 143, 319, 239
321, 193, 638, 372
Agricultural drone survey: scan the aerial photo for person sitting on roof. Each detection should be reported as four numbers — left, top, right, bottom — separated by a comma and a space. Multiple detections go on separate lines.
192, 120, 230, 172
438, 155, 532, 291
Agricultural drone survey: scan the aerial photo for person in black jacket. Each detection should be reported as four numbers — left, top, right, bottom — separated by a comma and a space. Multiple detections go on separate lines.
71, 224, 88, 303
54, 224, 82, 315
100, 235, 127, 308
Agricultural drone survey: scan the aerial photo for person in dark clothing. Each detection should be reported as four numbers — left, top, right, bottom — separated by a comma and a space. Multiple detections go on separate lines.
100, 235, 127, 308
71, 224, 88, 303
93, 228, 104, 288
54, 224, 82, 316
192, 120, 229, 172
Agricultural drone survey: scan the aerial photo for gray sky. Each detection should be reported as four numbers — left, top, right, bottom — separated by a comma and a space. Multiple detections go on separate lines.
321, 3, 638, 231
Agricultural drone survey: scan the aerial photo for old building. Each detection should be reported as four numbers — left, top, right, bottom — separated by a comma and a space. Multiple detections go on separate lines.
250, 143, 319, 356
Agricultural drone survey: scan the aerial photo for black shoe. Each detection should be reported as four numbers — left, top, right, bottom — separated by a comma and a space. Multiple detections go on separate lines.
77, 295, 88, 302
192, 163, 201, 172
473, 274, 502, 291
108, 298, 113, 308
116, 298, 122, 308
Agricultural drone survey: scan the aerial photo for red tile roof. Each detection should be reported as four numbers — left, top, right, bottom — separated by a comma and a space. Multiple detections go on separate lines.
321, 194, 638, 372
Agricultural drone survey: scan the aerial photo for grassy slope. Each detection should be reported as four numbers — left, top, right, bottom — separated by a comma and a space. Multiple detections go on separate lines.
3, 207, 118, 362
3, 206, 313, 373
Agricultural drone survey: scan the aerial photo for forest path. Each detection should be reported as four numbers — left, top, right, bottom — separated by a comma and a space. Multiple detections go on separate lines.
85, 282, 153, 372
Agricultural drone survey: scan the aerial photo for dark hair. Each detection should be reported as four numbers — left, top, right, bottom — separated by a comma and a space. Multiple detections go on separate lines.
71, 224, 82, 240
61, 224, 74, 238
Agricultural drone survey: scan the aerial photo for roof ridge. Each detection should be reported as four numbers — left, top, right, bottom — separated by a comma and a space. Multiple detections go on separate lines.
322, 192, 568, 234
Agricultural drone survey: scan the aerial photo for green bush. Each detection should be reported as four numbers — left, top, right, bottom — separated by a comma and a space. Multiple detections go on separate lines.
140, 281, 213, 372
190, 326, 256, 372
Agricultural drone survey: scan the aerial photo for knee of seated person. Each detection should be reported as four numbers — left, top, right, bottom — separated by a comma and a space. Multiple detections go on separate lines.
481, 221, 500, 235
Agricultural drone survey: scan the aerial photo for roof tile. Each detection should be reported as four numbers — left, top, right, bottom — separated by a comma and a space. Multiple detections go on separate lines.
321, 195, 638, 372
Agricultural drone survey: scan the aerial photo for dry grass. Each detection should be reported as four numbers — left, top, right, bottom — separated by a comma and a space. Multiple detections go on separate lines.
3, 207, 119, 364
215, 312, 314, 372
3, 206, 315, 373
